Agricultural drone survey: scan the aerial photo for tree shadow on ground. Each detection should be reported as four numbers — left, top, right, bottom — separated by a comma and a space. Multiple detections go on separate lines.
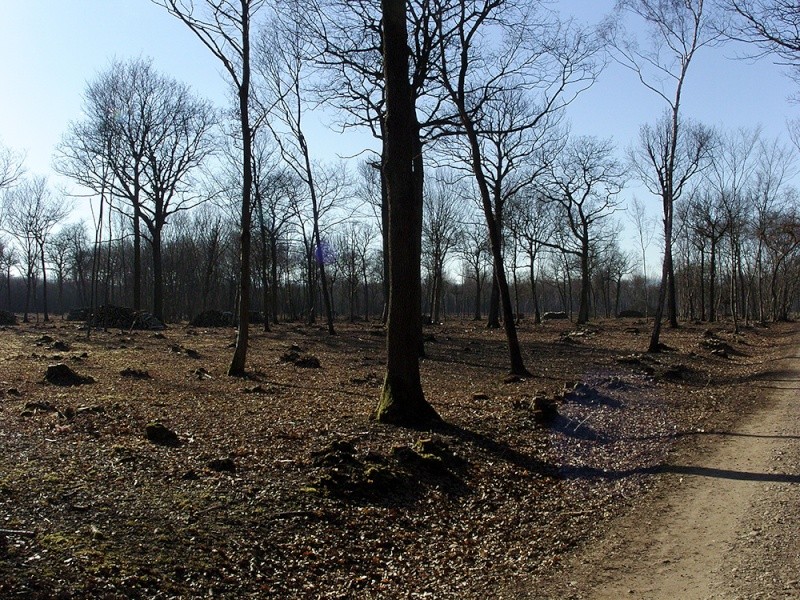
558, 463, 800, 484
433, 422, 558, 478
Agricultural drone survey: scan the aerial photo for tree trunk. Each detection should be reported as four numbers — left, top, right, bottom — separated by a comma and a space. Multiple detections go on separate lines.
307, 170, 335, 335
23, 265, 33, 323
667, 249, 678, 328
650, 192, 674, 350
270, 234, 280, 324
487, 274, 500, 328
577, 237, 590, 324
133, 204, 142, 311
473, 266, 483, 320
228, 11, 253, 376
709, 239, 717, 322
432, 266, 443, 324
530, 256, 541, 325
39, 244, 50, 322
375, 0, 440, 426
648, 254, 669, 353
151, 227, 164, 322
484, 217, 528, 375
380, 166, 390, 325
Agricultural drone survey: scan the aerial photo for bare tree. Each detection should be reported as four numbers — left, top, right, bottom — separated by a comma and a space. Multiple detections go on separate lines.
374, 0, 441, 426
0, 141, 24, 192
684, 188, 730, 321
433, 0, 600, 375
57, 58, 216, 322
56, 60, 144, 311
632, 113, 714, 346
457, 218, 491, 321
257, 3, 338, 334
0, 236, 18, 311
538, 136, 626, 324
1, 177, 71, 322
605, 0, 722, 350
48, 226, 77, 316
705, 127, 761, 329
355, 159, 390, 320
422, 173, 465, 324
153, 0, 267, 375
507, 191, 557, 324
759, 199, 800, 320
750, 136, 797, 322
253, 157, 294, 327
627, 196, 656, 316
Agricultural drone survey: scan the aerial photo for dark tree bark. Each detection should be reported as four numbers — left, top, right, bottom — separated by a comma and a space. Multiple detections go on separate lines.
374, 0, 440, 426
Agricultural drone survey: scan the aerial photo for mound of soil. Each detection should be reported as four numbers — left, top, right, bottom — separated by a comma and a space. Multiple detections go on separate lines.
43, 363, 95, 386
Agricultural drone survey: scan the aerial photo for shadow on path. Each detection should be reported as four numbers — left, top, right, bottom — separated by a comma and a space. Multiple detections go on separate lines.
559, 463, 800, 484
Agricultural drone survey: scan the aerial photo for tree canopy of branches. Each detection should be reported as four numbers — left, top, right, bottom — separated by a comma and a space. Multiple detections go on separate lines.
0, 140, 24, 192
0, 176, 70, 322
725, 1, 800, 71
56, 57, 216, 322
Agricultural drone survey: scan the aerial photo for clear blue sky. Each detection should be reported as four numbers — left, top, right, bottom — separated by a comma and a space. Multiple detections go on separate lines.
0, 1, 797, 226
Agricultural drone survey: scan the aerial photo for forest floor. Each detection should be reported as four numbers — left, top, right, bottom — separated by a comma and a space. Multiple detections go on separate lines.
0, 316, 797, 599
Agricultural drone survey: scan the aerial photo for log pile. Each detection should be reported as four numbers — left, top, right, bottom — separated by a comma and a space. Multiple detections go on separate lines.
190, 310, 234, 327
88, 305, 165, 330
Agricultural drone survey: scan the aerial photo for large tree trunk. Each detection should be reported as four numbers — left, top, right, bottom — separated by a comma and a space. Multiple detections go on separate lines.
375, 0, 440, 426
380, 145, 390, 325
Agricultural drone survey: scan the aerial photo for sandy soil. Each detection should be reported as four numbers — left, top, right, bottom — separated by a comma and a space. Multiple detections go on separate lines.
521, 344, 800, 600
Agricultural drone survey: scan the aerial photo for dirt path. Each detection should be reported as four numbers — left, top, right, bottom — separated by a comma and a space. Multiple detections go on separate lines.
522, 348, 800, 600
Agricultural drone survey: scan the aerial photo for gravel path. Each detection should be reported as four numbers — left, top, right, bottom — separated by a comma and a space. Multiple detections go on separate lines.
520, 346, 800, 599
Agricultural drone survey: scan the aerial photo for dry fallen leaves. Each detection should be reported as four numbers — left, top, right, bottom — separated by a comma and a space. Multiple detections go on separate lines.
0, 318, 793, 598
